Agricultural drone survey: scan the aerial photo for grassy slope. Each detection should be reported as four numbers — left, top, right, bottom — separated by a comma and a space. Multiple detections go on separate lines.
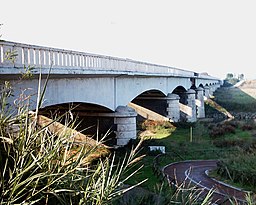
214, 83, 256, 112
125, 81, 256, 193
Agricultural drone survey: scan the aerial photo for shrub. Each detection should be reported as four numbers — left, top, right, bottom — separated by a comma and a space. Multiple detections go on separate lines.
241, 124, 254, 131
213, 138, 247, 148
141, 120, 175, 133
217, 155, 256, 190
209, 121, 237, 139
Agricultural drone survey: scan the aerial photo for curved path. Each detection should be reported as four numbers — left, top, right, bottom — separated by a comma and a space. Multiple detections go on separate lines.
163, 160, 248, 204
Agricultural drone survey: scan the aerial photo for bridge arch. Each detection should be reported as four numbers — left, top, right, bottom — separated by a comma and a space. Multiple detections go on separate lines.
39, 102, 114, 114
39, 102, 116, 144
172, 86, 187, 104
131, 89, 167, 117
10, 78, 116, 111
115, 77, 167, 107
199, 83, 204, 88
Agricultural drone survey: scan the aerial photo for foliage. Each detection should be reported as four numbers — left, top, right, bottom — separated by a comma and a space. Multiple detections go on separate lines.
224, 73, 242, 85
0, 80, 144, 204
217, 154, 256, 191
209, 121, 237, 139
205, 98, 233, 118
21, 65, 35, 79
140, 120, 175, 134
213, 87, 256, 112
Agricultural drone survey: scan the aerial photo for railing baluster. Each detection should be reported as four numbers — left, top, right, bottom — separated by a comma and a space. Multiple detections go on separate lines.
74, 54, 77, 67
98, 57, 101, 68
80, 55, 83, 67
88, 56, 91, 67
59, 52, 63, 67
81, 55, 84, 67
45, 50, 50, 66
40, 49, 45, 66
63, 53, 66, 67
62, 53, 66, 67
84, 55, 87, 67
29, 48, 34, 65
23, 48, 29, 67
49, 50, 54, 66
92, 57, 95, 68
94, 57, 97, 68
77, 55, 81, 67
66, 53, 69, 67
70, 54, 73, 66
0, 41, 202, 78
53, 52, 57, 66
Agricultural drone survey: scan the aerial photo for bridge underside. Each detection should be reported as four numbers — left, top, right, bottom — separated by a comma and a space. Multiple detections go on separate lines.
1, 74, 220, 146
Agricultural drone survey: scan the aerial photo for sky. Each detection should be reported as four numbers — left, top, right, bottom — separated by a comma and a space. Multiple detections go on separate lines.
1, 0, 256, 80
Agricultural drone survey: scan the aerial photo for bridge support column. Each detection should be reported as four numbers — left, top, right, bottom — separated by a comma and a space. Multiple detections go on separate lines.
204, 86, 210, 99
114, 106, 137, 146
166, 93, 180, 122
209, 86, 214, 96
196, 87, 205, 118
186, 89, 197, 122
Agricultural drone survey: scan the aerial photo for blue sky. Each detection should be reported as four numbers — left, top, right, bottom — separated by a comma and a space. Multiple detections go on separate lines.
1, 0, 256, 79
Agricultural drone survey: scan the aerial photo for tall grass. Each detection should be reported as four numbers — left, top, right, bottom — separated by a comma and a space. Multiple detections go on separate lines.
0, 74, 145, 204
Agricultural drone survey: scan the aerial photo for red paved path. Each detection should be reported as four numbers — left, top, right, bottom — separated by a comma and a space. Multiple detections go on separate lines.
163, 160, 248, 204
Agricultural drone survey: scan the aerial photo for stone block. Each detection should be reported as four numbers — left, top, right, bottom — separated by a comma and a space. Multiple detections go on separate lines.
117, 138, 131, 146
115, 130, 137, 139
117, 123, 136, 132
114, 117, 136, 124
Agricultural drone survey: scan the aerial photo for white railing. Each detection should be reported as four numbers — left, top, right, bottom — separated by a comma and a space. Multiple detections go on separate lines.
0, 41, 204, 78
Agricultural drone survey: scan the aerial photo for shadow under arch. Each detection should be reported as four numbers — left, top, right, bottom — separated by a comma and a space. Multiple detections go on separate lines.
172, 86, 188, 121
172, 86, 187, 104
39, 102, 116, 145
131, 89, 167, 118
199, 83, 204, 88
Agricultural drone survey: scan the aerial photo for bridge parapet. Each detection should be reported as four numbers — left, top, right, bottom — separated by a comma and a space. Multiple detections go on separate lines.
0, 41, 215, 79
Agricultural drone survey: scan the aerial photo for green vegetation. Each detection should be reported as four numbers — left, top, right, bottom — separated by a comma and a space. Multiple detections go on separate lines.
224, 73, 244, 86
213, 87, 256, 112
0, 80, 145, 204
121, 81, 256, 204
117, 118, 256, 203
1, 36, 256, 203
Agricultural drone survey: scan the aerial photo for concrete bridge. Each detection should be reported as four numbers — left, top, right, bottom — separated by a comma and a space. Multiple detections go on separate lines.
0, 41, 221, 145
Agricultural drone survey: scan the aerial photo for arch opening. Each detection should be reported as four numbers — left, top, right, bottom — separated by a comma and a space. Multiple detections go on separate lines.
131, 89, 167, 121
172, 86, 187, 104
39, 102, 116, 145
172, 86, 188, 122
199, 84, 204, 88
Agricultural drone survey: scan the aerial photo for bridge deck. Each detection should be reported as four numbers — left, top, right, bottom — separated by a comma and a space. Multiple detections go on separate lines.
0, 41, 217, 80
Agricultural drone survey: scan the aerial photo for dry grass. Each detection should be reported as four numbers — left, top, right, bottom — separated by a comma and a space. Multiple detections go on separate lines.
30, 112, 110, 165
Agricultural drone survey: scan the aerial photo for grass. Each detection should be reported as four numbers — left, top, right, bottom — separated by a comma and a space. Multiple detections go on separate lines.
122, 83, 256, 202
209, 169, 255, 192
2, 40, 255, 204
123, 118, 256, 194
0, 76, 146, 204
214, 87, 256, 112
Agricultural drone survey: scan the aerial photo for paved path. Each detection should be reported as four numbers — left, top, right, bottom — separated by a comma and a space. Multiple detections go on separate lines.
163, 160, 248, 204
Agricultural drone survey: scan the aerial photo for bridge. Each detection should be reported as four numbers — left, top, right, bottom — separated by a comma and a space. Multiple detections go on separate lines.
0, 41, 221, 146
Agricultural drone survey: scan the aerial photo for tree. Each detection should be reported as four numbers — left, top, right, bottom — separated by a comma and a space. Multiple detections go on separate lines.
226, 73, 234, 80
238, 73, 245, 81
